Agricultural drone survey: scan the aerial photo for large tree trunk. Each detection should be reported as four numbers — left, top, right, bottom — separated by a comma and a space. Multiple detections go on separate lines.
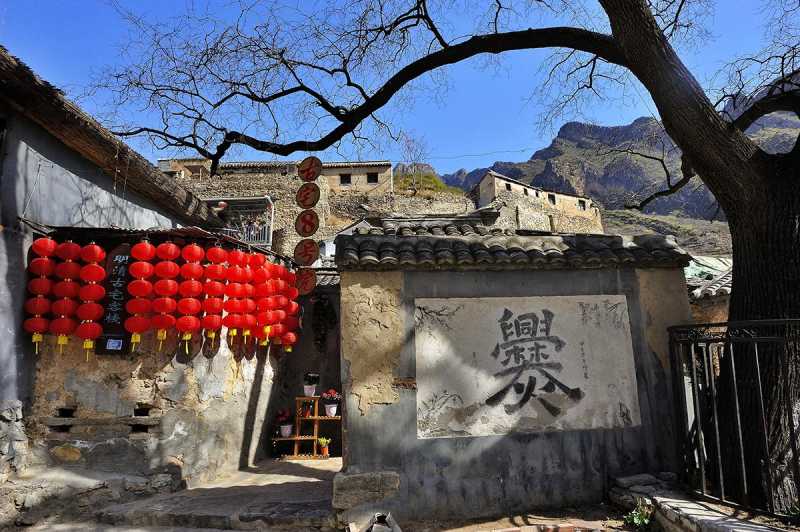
719, 161, 800, 512
600, 0, 800, 513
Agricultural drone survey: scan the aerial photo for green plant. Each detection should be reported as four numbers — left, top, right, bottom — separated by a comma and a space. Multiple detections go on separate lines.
623, 500, 653, 530
318, 437, 331, 447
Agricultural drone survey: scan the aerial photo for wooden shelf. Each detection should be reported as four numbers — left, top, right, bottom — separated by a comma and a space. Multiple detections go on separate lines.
299, 416, 341, 421
271, 435, 316, 441
279, 454, 331, 461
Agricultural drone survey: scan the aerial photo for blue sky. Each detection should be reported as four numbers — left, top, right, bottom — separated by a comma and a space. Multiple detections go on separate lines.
0, 1, 766, 174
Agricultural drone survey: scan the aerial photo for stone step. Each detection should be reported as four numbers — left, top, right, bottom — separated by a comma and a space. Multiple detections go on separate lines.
95, 486, 337, 531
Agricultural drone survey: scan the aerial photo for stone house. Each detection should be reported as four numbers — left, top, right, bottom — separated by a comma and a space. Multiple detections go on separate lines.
332, 215, 691, 522
0, 46, 222, 486
469, 169, 604, 234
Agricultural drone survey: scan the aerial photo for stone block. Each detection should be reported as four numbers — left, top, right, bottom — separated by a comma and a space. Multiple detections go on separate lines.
657, 471, 678, 482
332, 471, 401, 510
50, 444, 82, 462
629, 484, 658, 495
614, 473, 659, 488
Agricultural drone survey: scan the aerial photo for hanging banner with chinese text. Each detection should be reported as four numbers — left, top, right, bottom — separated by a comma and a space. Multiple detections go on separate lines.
414, 295, 640, 439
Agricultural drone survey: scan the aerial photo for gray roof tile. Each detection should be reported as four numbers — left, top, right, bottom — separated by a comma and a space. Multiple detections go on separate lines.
335, 222, 690, 271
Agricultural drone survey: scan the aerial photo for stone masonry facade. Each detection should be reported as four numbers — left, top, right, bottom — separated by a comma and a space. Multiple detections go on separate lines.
166, 159, 605, 258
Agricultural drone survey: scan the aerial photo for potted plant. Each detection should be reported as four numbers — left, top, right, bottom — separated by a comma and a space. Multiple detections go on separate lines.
318, 437, 331, 457
321, 388, 342, 417
303, 372, 320, 397
276, 408, 293, 438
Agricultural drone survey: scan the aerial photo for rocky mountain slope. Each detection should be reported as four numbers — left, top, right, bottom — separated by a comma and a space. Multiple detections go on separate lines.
442, 114, 799, 218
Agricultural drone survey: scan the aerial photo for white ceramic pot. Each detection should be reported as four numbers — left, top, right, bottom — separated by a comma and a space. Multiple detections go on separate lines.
279, 424, 292, 438
303, 385, 316, 397
324, 403, 338, 417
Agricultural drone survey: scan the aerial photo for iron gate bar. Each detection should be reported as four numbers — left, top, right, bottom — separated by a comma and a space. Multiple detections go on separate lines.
728, 342, 749, 503
752, 343, 774, 513
703, 342, 725, 501
668, 319, 800, 523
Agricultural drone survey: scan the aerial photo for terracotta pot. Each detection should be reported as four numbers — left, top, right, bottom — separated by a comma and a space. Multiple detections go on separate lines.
279, 424, 292, 438
321, 446, 329, 457
324, 403, 338, 417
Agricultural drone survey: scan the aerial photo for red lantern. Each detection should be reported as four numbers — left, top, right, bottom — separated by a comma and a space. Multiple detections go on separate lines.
242, 313, 258, 341
202, 313, 222, 330
202, 297, 224, 314
272, 279, 288, 294
177, 298, 202, 315
225, 282, 244, 298
281, 332, 298, 352
156, 241, 180, 261
28, 278, 52, 296
131, 239, 156, 261
226, 265, 246, 283
128, 279, 153, 298
286, 286, 299, 300
154, 279, 178, 296
182, 243, 204, 263
284, 315, 300, 332
286, 301, 300, 316
152, 297, 177, 314
76, 321, 102, 356
126, 298, 151, 315
154, 261, 180, 279
285, 270, 297, 285
152, 313, 176, 330
273, 309, 287, 323
181, 262, 204, 280
53, 281, 80, 299
31, 237, 57, 257
47, 314, 71, 357
274, 295, 289, 309
55, 241, 81, 261
252, 267, 270, 284
206, 245, 227, 264
52, 298, 78, 316
77, 302, 104, 321
55, 261, 82, 281
179, 280, 203, 298
228, 249, 246, 267
29, 257, 55, 277
80, 263, 106, 283
124, 316, 150, 337
204, 264, 227, 281
25, 297, 50, 316
80, 283, 105, 302
80, 243, 106, 264
223, 313, 243, 330
24, 317, 50, 347
204, 280, 225, 297
269, 323, 286, 338
129, 261, 154, 279
224, 298, 245, 313
248, 253, 267, 268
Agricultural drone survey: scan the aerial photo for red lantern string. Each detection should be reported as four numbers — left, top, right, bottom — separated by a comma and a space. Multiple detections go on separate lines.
77, 242, 106, 359
125, 241, 155, 351
240, 254, 257, 343
176, 243, 204, 352
224, 261, 247, 340
202, 255, 226, 346
25, 238, 57, 353
50, 241, 81, 352
153, 241, 180, 350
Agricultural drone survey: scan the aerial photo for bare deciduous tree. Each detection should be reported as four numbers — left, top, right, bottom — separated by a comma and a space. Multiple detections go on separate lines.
98, 0, 800, 511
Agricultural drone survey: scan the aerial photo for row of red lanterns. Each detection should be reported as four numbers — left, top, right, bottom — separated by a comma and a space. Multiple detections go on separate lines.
24, 237, 302, 355
23, 237, 106, 354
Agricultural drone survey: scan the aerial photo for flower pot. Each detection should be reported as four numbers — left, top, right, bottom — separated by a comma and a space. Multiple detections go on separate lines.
321, 445, 329, 457
303, 384, 316, 397
324, 403, 338, 417
279, 423, 292, 438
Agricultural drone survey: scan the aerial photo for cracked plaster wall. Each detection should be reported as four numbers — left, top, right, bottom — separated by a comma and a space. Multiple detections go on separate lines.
335, 267, 689, 523
28, 332, 280, 485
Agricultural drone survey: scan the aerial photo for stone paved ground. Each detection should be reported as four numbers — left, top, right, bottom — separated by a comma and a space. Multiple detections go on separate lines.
94, 458, 342, 531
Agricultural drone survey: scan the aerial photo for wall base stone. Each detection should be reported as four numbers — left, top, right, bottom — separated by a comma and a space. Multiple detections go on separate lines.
332, 471, 400, 510
0, 399, 27, 484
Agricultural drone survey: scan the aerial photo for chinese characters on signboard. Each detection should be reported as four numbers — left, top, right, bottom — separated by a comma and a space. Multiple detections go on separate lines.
97, 243, 131, 354
415, 295, 640, 438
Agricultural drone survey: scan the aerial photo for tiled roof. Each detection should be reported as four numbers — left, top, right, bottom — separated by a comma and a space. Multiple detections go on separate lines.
334, 222, 690, 271
690, 268, 732, 300
217, 160, 391, 170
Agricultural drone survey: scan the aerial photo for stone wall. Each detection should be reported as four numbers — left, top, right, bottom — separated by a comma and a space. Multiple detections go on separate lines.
489, 190, 604, 234
334, 267, 690, 523
690, 296, 729, 324
27, 332, 281, 486
0, 400, 26, 483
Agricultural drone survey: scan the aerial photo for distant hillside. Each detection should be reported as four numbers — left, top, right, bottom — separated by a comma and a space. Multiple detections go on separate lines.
603, 210, 731, 256
442, 114, 799, 218
392, 163, 463, 195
